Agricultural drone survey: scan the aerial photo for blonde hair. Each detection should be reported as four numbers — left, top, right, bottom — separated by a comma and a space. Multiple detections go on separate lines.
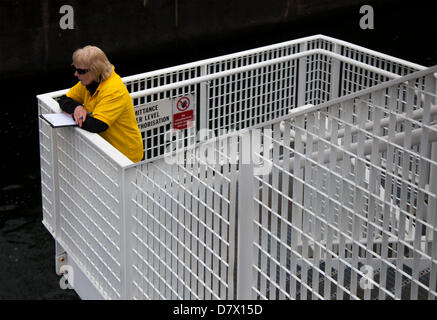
72, 45, 114, 81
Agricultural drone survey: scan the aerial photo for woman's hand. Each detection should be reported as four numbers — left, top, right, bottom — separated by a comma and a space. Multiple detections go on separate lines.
74, 105, 88, 127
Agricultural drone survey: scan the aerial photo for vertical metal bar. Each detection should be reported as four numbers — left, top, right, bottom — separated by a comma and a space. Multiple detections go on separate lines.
175, 162, 184, 299
205, 138, 218, 298
200, 66, 208, 132
190, 148, 201, 298
364, 90, 382, 300
270, 123, 281, 299
336, 101, 353, 300
180, 161, 190, 299
240, 69, 247, 130
209, 64, 215, 132
151, 164, 162, 299
330, 43, 341, 100
429, 141, 437, 299
198, 157, 207, 299
237, 130, 255, 299
350, 97, 368, 299
264, 65, 269, 123
217, 136, 228, 298
426, 74, 437, 256
292, 115, 305, 298
49, 127, 61, 242
212, 145, 221, 298
411, 74, 434, 299
289, 54, 296, 112
379, 85, 398, 299
324, 105, 339, 299
252, 57, 259, 127
228, 133, 239, 299
183, 150, 193, 298
297, 42, 308, 106
311, 111, 326, 299
173, 161, 182, 298
205, 147, 215, 299
317, 54, 323, 103
121, 166, 135, 299
300, 113, 313, 300
394, 82, 414, 299
245, 67, 252, 129
277, 51, 285, 118
225, 74, 231, 133
155, 163, 165, 299
166, 162, 176, 298
259, 129, 269, 297
280, 120, 291, 298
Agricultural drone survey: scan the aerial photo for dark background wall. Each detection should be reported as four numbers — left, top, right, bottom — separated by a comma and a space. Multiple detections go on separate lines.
0, 0, 410, 79
0, 0, 436, 300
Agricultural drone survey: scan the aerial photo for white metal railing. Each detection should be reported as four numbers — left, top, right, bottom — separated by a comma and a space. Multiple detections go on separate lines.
122, 35, 424, 162
37, 35, 436, 299
41, 35, 425, 162
243, 65, 437, 300
123, 65, 437, 300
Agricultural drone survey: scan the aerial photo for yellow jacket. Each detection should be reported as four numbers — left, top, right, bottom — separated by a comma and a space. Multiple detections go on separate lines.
66, 69, 143, 162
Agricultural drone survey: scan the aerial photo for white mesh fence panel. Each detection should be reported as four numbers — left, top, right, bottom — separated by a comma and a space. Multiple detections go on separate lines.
129, 135, 239, 299
38, 99, 57, 236
249, 69, 437, 300
55, 128, 126, 299
122, 35, 425, 162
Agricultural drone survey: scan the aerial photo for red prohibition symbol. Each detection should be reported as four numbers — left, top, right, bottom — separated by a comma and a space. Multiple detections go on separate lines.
176, 96, 191, 112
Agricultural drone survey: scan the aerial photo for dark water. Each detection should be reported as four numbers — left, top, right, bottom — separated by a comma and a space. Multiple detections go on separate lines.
0, 1, 435, 299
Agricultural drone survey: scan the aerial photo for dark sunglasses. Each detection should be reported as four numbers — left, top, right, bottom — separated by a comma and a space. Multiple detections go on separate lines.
71, 66, 90, 75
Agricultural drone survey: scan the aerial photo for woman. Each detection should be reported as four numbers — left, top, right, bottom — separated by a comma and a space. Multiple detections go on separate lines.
59, 45, 143, 163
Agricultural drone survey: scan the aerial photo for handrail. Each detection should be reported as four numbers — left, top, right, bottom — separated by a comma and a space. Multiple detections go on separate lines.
129, 48, 405, 99
121, 34, 426, 84
280, 104, 437, 143
121, 35, 322, 83
317, 34, 427, 71
37, 92, 133, 168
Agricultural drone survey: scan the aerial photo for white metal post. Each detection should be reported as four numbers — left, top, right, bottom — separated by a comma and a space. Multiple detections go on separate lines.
50, 127, 60, 239
426, 74, 437, 299
121, 166, 136, 299
236, 130, 255, 299
428, 141, 437, 299
200, 65, 208, 132
330, 43, 341, 99
297, 42, 308, 106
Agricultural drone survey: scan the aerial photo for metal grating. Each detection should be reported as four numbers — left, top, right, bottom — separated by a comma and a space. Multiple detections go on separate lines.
129, 141, 239, 299
250, 69, 437, 300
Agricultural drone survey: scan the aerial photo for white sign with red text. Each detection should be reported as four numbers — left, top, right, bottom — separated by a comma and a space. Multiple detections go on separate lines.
172, 94, 195, 130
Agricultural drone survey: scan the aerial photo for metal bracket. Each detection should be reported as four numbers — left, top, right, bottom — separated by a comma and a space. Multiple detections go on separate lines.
56, 251, 68, 275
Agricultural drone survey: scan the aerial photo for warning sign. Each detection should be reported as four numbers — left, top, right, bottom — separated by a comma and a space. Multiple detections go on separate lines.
173, 94, 195, 130
135, 99, 172, 131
